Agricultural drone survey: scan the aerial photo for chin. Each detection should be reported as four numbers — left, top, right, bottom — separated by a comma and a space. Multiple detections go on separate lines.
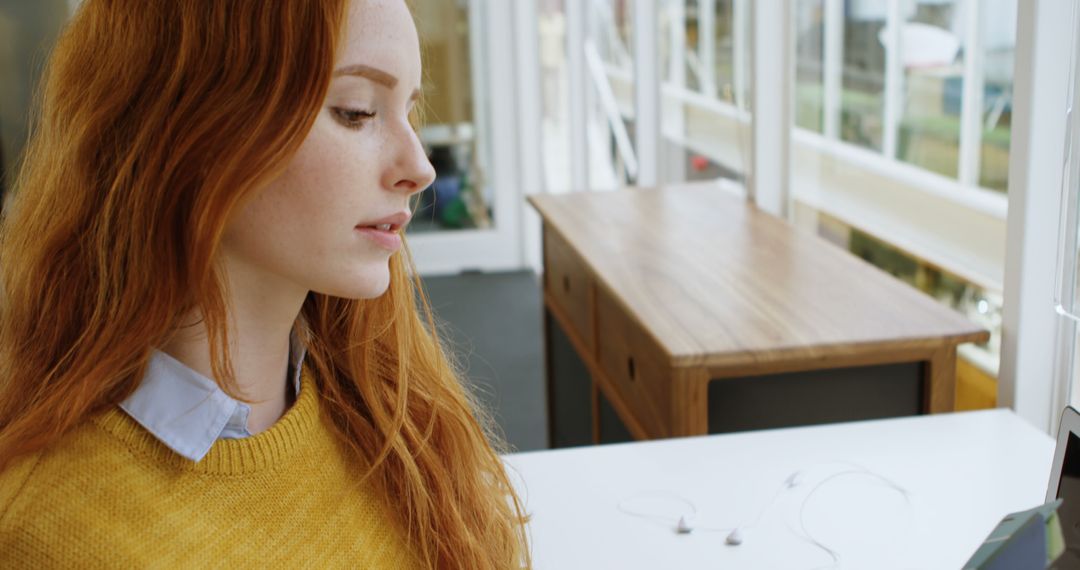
347, 277, 392, 300
317, 267, 392, 300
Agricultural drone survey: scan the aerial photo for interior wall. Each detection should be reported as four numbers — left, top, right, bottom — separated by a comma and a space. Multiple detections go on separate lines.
0, 1, 69, 197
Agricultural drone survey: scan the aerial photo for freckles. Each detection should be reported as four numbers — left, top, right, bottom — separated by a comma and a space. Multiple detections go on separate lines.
294, 122, 360, 189
271, 117, 384, 234
266, 133, 339, 214
287, 128, 336, 186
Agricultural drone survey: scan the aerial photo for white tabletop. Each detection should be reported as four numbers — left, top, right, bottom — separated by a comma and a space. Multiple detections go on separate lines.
504, 410, 1055, 570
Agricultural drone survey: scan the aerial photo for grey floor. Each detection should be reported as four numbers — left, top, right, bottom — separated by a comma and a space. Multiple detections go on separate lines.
419, 270, 548, 453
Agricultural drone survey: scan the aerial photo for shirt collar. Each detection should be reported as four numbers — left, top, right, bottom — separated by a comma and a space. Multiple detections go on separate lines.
119, 334, 306, 462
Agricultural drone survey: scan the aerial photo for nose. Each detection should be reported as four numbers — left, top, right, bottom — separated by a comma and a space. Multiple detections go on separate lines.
383, 123, 436, 196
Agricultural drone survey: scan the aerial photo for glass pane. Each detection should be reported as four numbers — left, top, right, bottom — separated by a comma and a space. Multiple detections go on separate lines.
979, 0, 1017, 193
714, 0, 736, 105
586, 0, 631, 190
658, 0, 749, 187
1055, 116, 1078, 405
411, 0, 492, 233
681, 0, 700, 91
658, 0, 686, 185
831, 217, 1002, 377
1059, 12, 1080, 328
898, 0, 965, 179
595, 0, 633, 72
538, 0, 573, 194
841, 0, 887, 151
1066, 4, 1080, 408
677, 1, 737, 102
794, 0, 825, 133
658, 0, 685, 86
539, 0, 624, 192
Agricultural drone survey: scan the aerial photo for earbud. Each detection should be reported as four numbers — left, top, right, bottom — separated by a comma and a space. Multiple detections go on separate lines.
725, 528, 744, 546
676, 516, 693, 534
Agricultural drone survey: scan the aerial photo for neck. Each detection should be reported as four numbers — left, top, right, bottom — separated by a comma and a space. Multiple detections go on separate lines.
162, 257, 307, 435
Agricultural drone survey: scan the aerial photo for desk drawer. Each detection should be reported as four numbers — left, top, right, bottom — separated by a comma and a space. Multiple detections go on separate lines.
594, 286, 671, 439
544, 228, 593, 350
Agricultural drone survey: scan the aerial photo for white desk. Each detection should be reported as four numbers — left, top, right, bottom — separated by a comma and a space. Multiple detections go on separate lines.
504, 410, 1054, 569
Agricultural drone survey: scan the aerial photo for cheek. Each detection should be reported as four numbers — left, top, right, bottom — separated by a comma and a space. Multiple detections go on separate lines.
236, 123, 368, 244
274, 128, 352, 223
220, 119, 393, 297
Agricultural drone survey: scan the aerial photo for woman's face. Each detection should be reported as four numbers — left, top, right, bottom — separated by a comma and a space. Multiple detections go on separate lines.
221, 0, 435, 300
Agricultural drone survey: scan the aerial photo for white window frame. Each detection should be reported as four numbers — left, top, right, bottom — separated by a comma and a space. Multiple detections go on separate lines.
409, 0, 528, 276
749, 0, 792, 217
1000, 0, 1077, 433
633, 0, 661, 187
515, 0, 545, 275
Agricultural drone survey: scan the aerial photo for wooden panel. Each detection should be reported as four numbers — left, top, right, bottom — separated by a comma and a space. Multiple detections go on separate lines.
528, 184, 989, 368
703, 346, 935, 380
595, 285, 672, 439
544, 311, 595, 448
670, 368, 710, 437
706, 362, 923, 434
543, 226, 594, 351
597, 386, 636, 444
544, 289, 652, 442
925, 347, 958, 413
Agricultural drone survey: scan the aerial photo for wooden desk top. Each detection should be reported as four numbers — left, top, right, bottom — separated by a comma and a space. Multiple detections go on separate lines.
527, 183, 989, 368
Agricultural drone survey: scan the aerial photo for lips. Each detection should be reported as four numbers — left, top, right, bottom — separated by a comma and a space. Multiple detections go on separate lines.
355, 211, 410, 251
356, 211, 411, 232
356, 226, 402, 251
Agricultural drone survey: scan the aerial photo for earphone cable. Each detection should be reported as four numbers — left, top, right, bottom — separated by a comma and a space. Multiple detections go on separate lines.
792, 467, 913, 570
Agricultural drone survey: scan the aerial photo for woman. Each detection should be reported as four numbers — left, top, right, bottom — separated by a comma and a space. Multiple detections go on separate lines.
0, 1, 530, 568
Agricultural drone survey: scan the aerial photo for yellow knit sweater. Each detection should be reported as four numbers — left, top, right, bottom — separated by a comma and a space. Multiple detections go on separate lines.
0, 371, 420, 568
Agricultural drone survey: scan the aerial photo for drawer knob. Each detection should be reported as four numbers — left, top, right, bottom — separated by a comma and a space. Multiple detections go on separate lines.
563, 275, 570, 293
627, 356, 636, 382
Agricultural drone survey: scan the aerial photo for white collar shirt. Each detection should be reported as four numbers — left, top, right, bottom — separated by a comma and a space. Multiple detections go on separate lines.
119, 337, 306, 462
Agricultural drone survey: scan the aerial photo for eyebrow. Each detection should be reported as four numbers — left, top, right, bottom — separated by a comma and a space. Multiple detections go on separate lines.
333, 64, 421, 102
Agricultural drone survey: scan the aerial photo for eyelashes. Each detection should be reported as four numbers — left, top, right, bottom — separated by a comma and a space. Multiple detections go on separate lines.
331, 107, 376, 130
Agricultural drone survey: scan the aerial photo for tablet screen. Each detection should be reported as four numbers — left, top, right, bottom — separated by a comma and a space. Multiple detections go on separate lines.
1055, 432, 1080, 569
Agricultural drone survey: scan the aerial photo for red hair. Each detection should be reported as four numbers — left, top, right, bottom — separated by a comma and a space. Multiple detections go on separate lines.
0, 1, 530, 568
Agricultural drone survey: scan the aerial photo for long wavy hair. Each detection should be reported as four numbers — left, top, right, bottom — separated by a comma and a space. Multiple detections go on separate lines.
0, 1, 530, 568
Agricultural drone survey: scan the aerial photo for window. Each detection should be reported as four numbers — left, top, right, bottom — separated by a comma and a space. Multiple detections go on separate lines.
411, 0, 490, 232
791, 0, 1016, 379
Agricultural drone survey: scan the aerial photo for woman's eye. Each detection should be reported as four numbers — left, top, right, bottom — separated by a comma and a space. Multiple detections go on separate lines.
332, 107, 376, 129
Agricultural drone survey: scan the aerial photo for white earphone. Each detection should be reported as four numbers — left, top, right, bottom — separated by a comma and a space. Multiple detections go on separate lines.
618, 461, 909, 556
665, 469, 806, 543
724, 527, 744, 545
673, 513, 742, 545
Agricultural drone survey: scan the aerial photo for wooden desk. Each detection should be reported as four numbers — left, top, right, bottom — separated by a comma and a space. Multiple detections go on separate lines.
503, 409, 1054, 569
527, 184, 990, 445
